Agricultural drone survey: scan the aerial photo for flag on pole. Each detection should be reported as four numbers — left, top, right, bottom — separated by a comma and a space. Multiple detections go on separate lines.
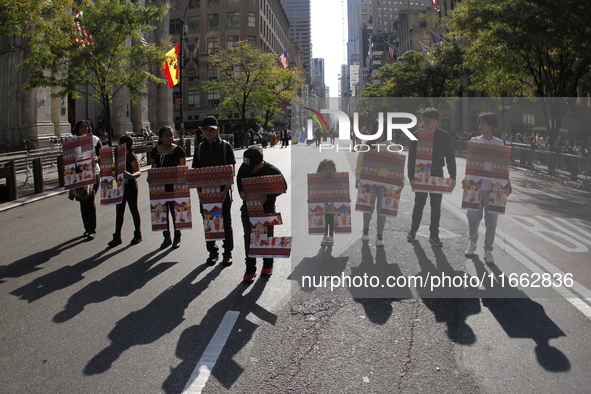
384, 43, 396, 60
431, 32, 442, 44
432, 0, 441, 11
279, 51, 288, 68
163, 45, 180, 88
140, 37, 148, 47
73, 11, 93, 47
419, 42, 430, 53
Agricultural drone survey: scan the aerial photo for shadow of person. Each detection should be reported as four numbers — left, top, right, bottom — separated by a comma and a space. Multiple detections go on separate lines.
83, 263, 224, 376
413, 243, 480, 346
10, 246, 125, 303
288, 246, 349, 293
479, 260, 570, 372
53, 248, 176, 323
350, 243, 414, 325
0, 237, 86, 284
163, 277, 275, 393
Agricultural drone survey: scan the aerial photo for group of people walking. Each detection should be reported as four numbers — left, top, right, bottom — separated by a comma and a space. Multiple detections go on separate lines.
70, 116, 285, 282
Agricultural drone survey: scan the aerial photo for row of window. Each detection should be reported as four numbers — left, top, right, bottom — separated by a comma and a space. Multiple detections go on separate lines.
170, 12, 257, 35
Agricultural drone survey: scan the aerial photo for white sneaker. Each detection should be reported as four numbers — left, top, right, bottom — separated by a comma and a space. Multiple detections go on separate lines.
321, 235, 328, 245
376, 235, 385, 247
327, 236, 334, 246
362, 229, 370, 241
484, 250, 495, 264
465, 243, 476, 258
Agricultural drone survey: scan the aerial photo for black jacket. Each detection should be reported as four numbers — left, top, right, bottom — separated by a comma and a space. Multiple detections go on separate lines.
407, 127, 456, 181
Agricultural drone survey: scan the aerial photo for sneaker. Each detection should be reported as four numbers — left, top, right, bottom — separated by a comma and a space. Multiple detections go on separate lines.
243, 271, 257, 282
261, 266, 274, 276
221, 255, 233, 266
362, 229, 370, 241
484, 250, 495, 264
321, 235, 329, 245
376, 234, 385, 247
429, 234, 443, 247
406, 230, 416, 242
327, 235, 334, 246
206, 254, 219, 266
465, 243, 476, 258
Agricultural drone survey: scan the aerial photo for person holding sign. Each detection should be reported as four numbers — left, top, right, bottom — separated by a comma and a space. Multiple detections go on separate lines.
107, 135, 142, 247
407, 108, 456, 247
192, 116, 236, 266
150, 126, 186, 249
464, 112, 512, 264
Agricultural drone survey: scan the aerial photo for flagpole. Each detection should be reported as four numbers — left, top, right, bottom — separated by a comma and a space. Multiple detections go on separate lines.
427, 28, 445, 43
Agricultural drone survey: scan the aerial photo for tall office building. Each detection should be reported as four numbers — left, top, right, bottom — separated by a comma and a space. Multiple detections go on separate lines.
311, 58, 326, 97
281, 0, 312, 71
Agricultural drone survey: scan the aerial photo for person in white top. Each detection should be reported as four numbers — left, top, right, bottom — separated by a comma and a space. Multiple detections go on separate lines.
464, 112, 512, 264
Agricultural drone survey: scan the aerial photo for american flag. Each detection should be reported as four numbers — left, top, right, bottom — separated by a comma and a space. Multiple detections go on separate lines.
279, 51, 288, 68
73, 11, 93, 47
384, 43, 396, 60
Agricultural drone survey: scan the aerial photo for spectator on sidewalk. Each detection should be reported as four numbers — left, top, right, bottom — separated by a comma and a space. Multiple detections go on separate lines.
192, 116, 236, 266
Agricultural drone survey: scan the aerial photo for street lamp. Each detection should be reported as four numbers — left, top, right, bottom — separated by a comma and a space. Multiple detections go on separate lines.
178, 0, 194, 141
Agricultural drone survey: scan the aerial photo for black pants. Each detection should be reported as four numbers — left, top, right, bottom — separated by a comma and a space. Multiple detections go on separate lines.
79, 175, 100, 234
241, 205, 274, 273
324, 214, 334, 236
410, 192, 443, 236
200, 195, 233, 256
115, 182, 141, 236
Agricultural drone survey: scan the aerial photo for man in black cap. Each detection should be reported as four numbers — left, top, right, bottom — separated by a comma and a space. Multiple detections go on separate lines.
193, 115, 236, 266
237, 146, 286, 282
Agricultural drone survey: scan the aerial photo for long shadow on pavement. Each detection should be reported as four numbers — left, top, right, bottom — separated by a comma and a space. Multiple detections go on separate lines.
413, 242, 481, 346
53, 248, 176, 323
10, 246, 126, 303
470, 256, 571, 372
350, 241, 414, 325
163, 277, 274, 393
0, 236, 87, 284
288, 245, 349, 293
83, 262, 224, 376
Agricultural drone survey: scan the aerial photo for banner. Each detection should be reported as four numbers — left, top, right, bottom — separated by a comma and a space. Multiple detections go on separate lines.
62, 135, 96, 191
411, 129, 454, 194
307, 172, 351, 234
355, 149, 406, 217
462, 142, 511, 214
99, 145, 125, 205
147, 167, 192, 231
241, 174, 291, 258
163, 45, 180, 88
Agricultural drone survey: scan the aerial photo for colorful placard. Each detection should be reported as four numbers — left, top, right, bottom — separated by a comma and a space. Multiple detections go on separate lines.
62, 134, 96, 190
307, 172, 351, 234
147, 167, 192, 231
411, 129, 455, 194
462, 142, 512, 214
99, 145, 125, 205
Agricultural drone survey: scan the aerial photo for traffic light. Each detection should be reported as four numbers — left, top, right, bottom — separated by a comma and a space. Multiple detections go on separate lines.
288, 110, 291, 117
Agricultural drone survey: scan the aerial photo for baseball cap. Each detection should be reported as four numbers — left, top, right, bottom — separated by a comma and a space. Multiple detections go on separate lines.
242, 146, 263, 169
201, 116, 219, 129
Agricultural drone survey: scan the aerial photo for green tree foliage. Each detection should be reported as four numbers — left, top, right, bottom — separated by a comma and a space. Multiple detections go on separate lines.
448, 0, 591, 148
203, 41, 303, 132
360, 43, 463, 99
18, 0, 170, 140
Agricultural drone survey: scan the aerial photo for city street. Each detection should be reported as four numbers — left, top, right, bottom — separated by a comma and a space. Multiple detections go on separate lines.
1, 143, 591, 393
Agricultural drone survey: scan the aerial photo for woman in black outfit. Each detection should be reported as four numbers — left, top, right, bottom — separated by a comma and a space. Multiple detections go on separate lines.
150, 126, 186, 249
108, 135, 143, 247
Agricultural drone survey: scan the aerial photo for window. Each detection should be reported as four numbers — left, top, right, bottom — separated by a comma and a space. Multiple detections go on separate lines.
227, 12, 240, 28
207, 36, 219, 53
228, 0, 240, 4
227, 35, 240, 47
189, 0, 200, 9
208, 0, 219, 6
248, 12, 256, 28
207, 13, 219, 30
188, 16, 199, 32
207, 68, 219, 80
169, 18, 182, 35
249, 0, 256, 4
188, 90, 200, 107
248, 35, 257, 46
208, 89, 220, 107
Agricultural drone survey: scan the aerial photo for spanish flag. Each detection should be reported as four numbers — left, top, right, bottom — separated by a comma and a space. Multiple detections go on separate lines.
163, 45, 180, 88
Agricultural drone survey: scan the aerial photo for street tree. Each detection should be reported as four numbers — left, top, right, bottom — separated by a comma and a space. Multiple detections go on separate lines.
448, 0, 591, 150
203, 41, 301, 133
18, 0, 170, 142
254, 66, 304, 130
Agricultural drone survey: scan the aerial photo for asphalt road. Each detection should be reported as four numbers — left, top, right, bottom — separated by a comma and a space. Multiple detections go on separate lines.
1, 142, 590, 393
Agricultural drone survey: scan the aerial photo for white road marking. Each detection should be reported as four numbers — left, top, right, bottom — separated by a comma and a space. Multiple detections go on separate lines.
442, 198, 591, 321
182, 310, 240, 394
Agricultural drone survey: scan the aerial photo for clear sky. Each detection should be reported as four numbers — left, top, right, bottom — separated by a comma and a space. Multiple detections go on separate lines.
311, 0, 346, 97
